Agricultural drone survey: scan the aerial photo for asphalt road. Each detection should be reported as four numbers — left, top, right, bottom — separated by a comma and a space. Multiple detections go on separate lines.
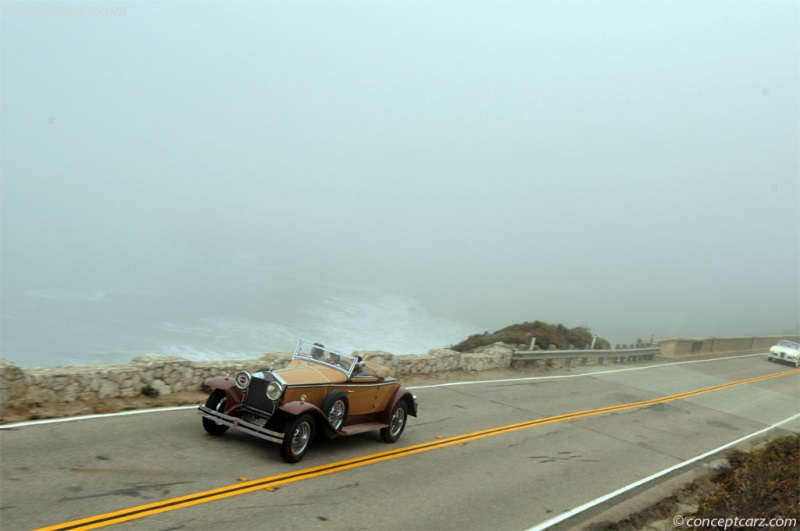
1, 355, 798, 531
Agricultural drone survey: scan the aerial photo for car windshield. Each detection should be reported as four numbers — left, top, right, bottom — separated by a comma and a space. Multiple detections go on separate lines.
777, 340, 800, 348
293, 340, 358, 376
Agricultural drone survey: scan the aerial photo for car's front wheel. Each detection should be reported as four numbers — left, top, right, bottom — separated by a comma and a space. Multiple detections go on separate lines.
202, 389, 229, 436
280, 414, 315, 463
380, 400, 407, 443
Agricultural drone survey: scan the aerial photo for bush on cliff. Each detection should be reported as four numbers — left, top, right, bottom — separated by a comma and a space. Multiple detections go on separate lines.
700, 433, 800, 519
450, 321, 611, 352
587, 434, 799, 530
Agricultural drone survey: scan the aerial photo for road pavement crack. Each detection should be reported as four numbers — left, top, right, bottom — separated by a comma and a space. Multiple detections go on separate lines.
59, 481, 191, 502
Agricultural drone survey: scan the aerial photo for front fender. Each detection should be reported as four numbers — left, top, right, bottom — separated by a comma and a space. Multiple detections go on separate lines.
279, 401, 333, 428
203, 376, 238, 391
203, 376, 243, 405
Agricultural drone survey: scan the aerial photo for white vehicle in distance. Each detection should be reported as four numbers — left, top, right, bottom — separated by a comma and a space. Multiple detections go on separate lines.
767, 340, 800, 368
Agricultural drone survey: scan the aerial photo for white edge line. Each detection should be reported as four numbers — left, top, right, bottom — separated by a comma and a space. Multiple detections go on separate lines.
407, 352, 766, 390
527, 412, 800, 531
0, 405, 199, 429
0, 352, 768, 430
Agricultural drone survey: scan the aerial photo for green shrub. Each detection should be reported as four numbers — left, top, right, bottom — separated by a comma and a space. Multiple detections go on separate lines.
450, 321, 611, 352
141, 384, 160, 397
700, 434, 800, 519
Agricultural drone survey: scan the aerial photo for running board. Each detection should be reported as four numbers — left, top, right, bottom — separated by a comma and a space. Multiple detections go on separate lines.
340, 421, 387, 436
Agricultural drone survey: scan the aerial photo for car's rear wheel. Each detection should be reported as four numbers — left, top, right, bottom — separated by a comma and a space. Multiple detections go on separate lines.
202, 389, 229, 436
380, 400, 407, 443
321, 391, 349, 438
280, 414, 314, 463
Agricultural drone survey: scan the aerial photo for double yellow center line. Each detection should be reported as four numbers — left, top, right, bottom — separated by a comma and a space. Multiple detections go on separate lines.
37, 368, 799, 531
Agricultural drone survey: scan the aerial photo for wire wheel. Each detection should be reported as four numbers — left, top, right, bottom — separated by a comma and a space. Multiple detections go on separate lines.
280, 414, 314, 463
381, 401, 407, 443
321, 391, 349, 432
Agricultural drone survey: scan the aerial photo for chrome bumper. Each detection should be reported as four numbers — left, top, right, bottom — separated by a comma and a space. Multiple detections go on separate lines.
198, 405, 284, 444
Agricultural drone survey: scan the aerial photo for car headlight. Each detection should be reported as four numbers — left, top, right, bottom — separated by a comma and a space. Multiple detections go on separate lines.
235, 371, 251, 390
266, 381, 283, 400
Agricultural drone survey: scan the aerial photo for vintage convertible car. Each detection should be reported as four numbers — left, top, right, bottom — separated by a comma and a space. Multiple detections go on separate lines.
767, 339, 800, 367
198, 340, 417, 462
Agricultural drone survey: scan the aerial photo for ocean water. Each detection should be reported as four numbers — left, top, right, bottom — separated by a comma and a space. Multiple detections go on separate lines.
0, 270, 479, 368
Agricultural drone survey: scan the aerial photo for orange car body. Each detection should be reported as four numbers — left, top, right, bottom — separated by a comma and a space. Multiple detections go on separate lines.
198, 341, 417, 462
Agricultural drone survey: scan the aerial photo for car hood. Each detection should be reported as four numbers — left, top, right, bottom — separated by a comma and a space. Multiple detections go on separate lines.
276, 360, 348, 385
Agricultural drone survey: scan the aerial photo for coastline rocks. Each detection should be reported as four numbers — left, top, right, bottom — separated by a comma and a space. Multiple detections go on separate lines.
0, 361, 27, 404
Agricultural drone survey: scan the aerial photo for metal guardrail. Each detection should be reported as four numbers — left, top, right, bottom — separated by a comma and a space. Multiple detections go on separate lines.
511, 346, 660, 367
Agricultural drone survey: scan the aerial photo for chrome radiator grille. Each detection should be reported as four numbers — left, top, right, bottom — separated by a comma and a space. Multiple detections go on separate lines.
243, 377, 277, 415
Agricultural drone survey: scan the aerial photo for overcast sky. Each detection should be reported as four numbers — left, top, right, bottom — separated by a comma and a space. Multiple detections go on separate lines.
1, 0, 798, 363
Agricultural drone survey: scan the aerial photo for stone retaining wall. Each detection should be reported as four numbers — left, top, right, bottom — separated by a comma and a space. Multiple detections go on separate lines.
0, 345, 514, 406
1, 335, 789, 407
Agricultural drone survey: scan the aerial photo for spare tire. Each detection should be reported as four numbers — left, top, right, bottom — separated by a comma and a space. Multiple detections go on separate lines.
321, 390, 349, 432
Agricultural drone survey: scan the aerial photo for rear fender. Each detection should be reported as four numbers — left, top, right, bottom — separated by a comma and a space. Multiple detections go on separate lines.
381, 388, 417, 423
